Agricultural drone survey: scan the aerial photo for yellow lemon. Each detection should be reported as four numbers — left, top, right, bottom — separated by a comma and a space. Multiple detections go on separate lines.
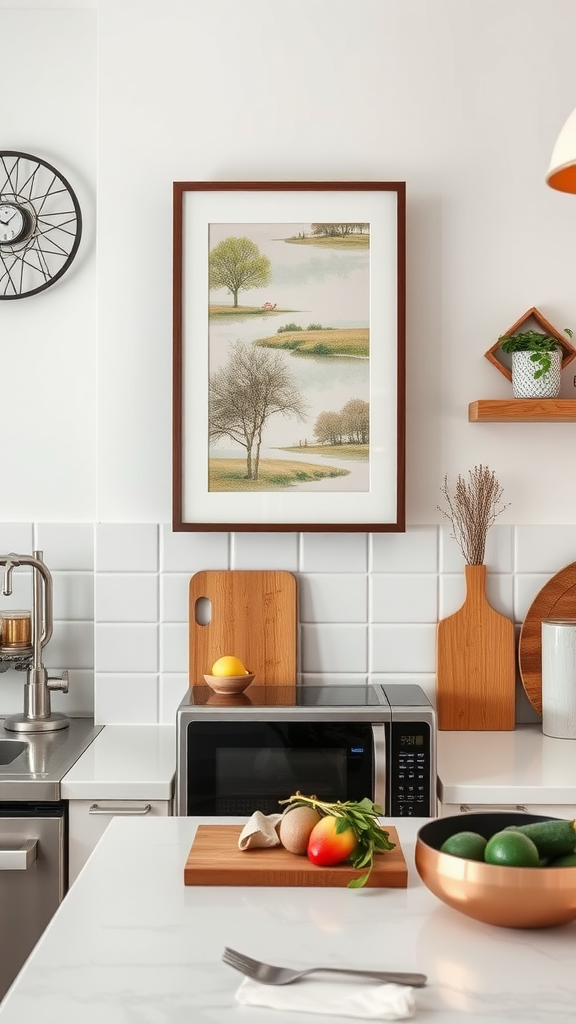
211, 655, 248, 677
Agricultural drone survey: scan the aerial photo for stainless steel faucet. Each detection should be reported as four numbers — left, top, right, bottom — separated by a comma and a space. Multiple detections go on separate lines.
0, 550, 69, 732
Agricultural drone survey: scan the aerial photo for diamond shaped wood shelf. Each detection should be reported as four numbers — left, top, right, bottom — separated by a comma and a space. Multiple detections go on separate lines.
484, 307, 576, 382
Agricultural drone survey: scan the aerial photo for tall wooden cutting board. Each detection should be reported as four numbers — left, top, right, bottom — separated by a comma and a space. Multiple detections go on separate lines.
189, 570, 297, 685
436, 564, 516, 730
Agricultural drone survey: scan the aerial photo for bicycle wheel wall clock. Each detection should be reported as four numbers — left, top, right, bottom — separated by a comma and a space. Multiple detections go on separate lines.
0, 151, 82, 299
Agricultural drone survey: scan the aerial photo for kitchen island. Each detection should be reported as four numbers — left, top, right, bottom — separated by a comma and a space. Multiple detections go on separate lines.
0, 816, 575, 1023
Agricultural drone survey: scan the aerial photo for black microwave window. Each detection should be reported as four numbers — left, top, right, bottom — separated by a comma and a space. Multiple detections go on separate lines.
186, 720, 374, 816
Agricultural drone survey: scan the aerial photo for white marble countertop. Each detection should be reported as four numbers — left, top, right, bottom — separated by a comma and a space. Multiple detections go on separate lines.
60, 724, 176, 800
1, 814, 575, 1023
437, 723, 576, 806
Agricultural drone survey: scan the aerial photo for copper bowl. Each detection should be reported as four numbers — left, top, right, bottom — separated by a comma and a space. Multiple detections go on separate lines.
203, 672, 255, 695
415, 812, 576, 929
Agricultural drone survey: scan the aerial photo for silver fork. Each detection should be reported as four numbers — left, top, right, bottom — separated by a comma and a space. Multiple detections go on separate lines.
222, 946, 427, 987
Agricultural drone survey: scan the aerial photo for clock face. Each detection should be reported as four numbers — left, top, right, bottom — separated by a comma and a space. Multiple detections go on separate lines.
0, 203, 26, 244
0, 151, 82, 299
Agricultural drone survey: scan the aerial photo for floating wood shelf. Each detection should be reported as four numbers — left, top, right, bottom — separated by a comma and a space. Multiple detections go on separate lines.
469, 399, 576, 422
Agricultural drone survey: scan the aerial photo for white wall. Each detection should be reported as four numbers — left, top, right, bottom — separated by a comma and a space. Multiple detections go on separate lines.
3, 0, 576, 523
2, 1, 576, 723
1, 3, 97, 520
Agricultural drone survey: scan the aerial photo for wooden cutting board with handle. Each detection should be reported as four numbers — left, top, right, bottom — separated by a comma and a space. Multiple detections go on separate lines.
184, 825, 407, 887
189, 570, 297, 686
436, 564, 516, 730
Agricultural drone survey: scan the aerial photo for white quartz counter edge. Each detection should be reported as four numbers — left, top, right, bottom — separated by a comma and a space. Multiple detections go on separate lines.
438, 723, 576, 805
1, 814, 575, 1024
60, 724, 175, 800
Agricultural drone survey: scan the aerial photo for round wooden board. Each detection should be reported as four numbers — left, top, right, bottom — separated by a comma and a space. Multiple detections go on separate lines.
519, 561, 576, 715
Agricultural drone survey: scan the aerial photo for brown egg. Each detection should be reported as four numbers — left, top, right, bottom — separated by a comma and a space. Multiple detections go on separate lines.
279, 805, 322, 855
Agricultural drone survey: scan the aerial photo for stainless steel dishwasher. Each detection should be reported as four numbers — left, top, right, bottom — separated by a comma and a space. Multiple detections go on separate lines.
0, 719, 101, 1002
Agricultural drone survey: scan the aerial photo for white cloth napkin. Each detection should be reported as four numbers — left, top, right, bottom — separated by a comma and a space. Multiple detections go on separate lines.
235, 976, 416, 1020
238, 810, 283, 850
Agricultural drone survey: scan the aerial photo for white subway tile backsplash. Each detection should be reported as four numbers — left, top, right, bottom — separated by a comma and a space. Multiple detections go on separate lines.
52, 572, 94, 621
96, 623, 158, 673
371, 528, 438, 572
300, 673, 368, 686
50, 669, 94, 717
160, 623, 188, 674
159, 674, 189, 723
301, 532, 368, 573
440, 524, 514, 573
0, 568, 33, 610
95, 674, 159, 724
36, 523, 94, 570
371, 574, 437, 623
47, 621, 94, 671
439, 572, 514, 621
161, 525, 230, 572
299, 574, 367, 623
371, 624, 436, 673
514, 574, 551, 624
301, 624, 368, 673
232, 532, 299, 570
96, 523, 158, 572
0, 523, 33, 552
161, 573, 191, 622
96, 574, 158, 622
0, 520, 570, 725
515, 526, 576, 573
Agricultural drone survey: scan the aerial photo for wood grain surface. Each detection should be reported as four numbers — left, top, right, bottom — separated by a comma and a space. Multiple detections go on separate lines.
519, 561, 576, 716
189, 570, 297, 686
183, 825, 407, 888
436, 564, 516, 730
469, 399, 576, 422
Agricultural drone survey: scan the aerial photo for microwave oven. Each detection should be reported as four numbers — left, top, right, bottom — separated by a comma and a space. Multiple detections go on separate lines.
176, 683, 436, 818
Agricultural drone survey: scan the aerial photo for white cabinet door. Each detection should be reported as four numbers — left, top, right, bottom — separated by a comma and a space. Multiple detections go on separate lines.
68, 799, 172, 886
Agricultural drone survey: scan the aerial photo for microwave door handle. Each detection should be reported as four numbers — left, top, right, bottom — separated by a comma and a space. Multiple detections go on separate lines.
0, 839, 37, 870
372, 723, 387, 813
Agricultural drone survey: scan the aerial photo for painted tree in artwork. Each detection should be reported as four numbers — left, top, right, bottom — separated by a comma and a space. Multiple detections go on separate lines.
209, 341, 307, 480
209, 235, 271, 307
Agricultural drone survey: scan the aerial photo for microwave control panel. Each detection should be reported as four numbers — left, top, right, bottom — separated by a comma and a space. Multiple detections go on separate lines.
388, 722, 432, 816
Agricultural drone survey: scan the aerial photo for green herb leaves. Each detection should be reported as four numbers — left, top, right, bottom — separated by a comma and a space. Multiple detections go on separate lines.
278, 792, 395, 888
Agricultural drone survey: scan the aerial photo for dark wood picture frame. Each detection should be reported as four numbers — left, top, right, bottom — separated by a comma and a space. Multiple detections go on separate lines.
173, 181, 406, 532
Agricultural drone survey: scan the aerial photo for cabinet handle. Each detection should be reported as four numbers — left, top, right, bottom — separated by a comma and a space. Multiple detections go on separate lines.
459, 803, 528, 813
0, 839, 38, 870
88, 803, 152, 816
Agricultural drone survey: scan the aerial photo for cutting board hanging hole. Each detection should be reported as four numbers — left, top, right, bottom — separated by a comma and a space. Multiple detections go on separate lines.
194, 597, 212, 627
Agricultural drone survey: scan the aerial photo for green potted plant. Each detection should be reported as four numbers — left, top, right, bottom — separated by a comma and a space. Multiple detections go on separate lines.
498, 327, 573, 398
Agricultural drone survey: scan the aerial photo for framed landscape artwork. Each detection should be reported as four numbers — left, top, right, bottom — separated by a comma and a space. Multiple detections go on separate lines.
173, 181, 406, 532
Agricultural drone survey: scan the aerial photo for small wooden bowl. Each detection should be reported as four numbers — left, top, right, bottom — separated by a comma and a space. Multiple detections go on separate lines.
203, 672, 255, 695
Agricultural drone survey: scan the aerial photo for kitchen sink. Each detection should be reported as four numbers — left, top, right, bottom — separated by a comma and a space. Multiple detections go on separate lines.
0, 740, 27, 765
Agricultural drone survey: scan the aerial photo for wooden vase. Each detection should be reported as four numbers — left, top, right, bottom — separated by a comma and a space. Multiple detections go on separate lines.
436, 564, 516, 731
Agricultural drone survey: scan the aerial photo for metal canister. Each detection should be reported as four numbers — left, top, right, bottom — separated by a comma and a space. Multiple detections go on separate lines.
0, 610, 32, 649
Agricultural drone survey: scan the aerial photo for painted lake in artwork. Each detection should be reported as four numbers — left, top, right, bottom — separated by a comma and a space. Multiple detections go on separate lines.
208, 221, 370, 493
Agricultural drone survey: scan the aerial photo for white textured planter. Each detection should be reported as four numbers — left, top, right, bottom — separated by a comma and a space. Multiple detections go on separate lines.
511, 349, 561, 398
541, 619, 576, 739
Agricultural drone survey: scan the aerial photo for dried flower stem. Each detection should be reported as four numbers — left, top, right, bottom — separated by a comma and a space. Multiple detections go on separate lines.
438, 465, 509, 565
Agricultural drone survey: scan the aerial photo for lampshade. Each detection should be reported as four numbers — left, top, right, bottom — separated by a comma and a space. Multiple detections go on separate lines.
546, 106, 576, 193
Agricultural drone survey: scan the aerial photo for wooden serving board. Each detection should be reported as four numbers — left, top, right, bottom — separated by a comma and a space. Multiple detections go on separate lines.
184, 825, 407, 888
519, 561, 576, 715
189, 570, 297, 686
436, 564, 516, 730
